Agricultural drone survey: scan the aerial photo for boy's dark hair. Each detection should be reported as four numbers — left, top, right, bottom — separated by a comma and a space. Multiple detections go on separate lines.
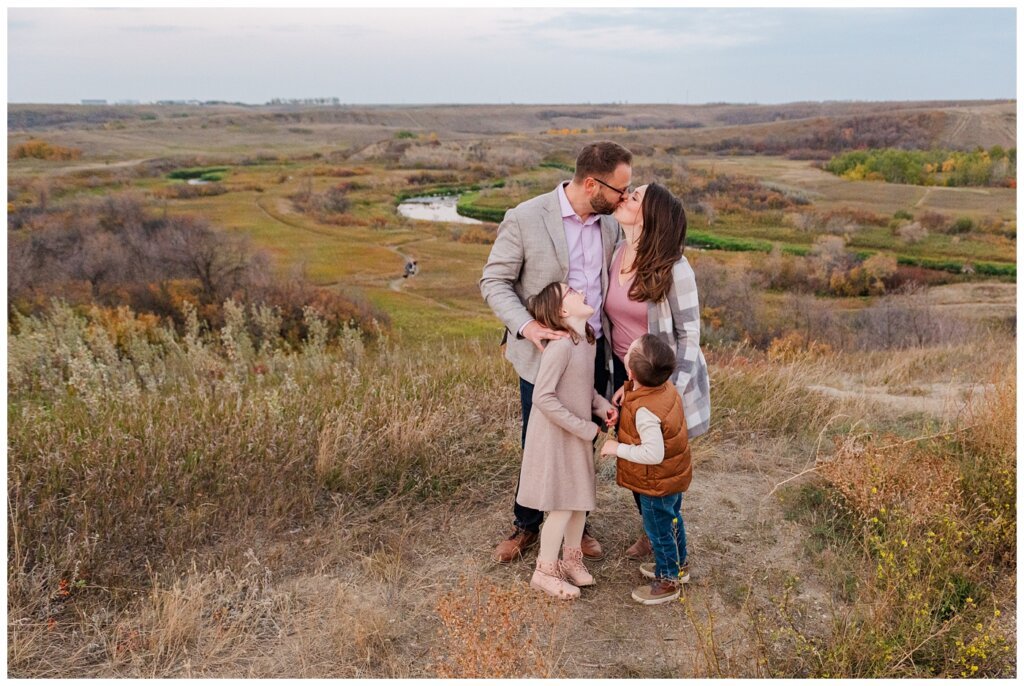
573, 141, 633, 182
527, 281, 595, 345
630, 334, 676, 387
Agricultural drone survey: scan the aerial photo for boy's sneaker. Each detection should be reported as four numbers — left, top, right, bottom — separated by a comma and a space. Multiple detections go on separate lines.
631, 578, 680, 605
639, 561, 689, 584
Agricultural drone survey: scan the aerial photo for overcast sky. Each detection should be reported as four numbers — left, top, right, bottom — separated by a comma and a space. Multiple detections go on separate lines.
7, 7, 1017, 104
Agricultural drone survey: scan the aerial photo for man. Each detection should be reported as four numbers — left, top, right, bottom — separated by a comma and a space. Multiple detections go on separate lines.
480, 141, 633, 563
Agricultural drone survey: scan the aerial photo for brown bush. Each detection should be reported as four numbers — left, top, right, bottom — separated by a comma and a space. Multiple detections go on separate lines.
683, 171, 795, 214
767, 330, 833, 362
916, 211, 951, 232
889, 264, 958, 289
256, 278, 390, 344
781, 292, 845, 349
289, 182, 350, 219
758, 245, 813, 292
851, 285, 977, 349
819, 436, 960, 525
11, 138, 82, 161
7, 193, 388, 343
406, 171, 460, 186
452, 225, 496, 244
693, 255, 768, 346
153, 182, 229, 199
303, 166, 360, 178
897, 222, 928, 244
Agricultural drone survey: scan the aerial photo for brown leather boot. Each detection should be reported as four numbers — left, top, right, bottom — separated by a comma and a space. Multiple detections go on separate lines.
492, 527, 538, 563
580, 529, 605, 560
625, 533, 652, 560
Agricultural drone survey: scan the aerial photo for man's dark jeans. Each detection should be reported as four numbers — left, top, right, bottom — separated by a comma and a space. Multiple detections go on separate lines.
512, 336, 611, 533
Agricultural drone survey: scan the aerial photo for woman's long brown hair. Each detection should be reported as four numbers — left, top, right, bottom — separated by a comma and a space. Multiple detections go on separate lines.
628, 183, 687, 303
527, 281, 595, 345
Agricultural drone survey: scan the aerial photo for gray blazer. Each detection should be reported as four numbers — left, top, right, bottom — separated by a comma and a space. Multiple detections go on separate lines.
480, 185, 621, 385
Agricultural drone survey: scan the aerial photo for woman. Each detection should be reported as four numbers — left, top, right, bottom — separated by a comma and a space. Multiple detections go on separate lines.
604, 182, 710, 560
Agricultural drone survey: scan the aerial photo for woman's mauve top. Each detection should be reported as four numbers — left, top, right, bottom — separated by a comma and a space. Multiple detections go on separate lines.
604, 244, 649, 362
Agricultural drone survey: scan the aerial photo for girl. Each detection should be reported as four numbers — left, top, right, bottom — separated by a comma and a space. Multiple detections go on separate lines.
604, 182, 710, 561
516, 281, 616, 599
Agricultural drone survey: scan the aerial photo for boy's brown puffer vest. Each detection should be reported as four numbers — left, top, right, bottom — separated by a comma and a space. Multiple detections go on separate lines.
616, 380, 692, 496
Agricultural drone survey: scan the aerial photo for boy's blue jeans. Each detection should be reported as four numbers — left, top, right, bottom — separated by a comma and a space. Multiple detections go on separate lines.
638, 492, 687, 580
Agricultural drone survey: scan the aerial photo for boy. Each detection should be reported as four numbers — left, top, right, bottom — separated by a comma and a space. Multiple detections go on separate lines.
601, 334, 692, 605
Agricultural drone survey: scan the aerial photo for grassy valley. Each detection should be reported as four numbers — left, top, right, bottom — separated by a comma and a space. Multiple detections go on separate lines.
7, 101, 1017, 677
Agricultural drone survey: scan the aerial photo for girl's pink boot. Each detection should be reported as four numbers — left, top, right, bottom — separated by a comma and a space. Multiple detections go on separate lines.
531, 559, 580, 599
558, 546, 595, 587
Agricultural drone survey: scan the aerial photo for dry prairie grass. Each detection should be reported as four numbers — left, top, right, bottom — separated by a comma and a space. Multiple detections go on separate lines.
767, 363, 1016, 677
7, 301, 523, 677
7, 100, 1016, 678
8, 318, 1014, 677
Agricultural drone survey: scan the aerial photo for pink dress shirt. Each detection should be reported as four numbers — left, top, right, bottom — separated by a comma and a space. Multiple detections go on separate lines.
556, 182, 605, 337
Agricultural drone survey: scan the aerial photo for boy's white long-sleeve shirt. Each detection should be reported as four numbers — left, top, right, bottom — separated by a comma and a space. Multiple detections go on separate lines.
615, 407, 665, 465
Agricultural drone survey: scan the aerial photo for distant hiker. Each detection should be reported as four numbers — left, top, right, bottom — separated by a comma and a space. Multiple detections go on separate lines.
601, 183, 709, 566
515, 282, 616, 599
480, 141, 633, 563
403, 258, 418, 278
599, 334, 690, 605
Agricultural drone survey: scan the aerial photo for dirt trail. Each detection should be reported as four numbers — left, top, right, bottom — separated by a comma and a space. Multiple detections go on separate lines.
230, 430, 836, 677
914, 187, 933, 208
385, 236, 435, 292
311, 430, 835, 677
807, 381, 989, 419
470, 436, 833, 676
257, 192, 440, 294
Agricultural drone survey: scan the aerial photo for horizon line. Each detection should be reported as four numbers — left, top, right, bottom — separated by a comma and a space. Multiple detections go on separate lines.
8, 97, 1018, 107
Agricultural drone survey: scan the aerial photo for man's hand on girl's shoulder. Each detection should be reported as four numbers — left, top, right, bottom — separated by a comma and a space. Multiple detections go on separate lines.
521, 320, 568, 351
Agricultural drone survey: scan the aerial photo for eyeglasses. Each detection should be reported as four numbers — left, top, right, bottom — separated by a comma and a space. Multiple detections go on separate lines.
562, 286, 585, 303
590, 177, 631, 197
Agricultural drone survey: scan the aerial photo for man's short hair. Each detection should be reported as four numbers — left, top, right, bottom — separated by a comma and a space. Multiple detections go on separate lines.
630, 334, 676, 387
573, 141, 633, 181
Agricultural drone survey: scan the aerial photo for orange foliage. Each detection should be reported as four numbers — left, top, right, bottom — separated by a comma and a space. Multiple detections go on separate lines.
818, 435, 961, 523
11, 139, 82, 161
87, 305, 166, 349
767, 331, 833, 362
